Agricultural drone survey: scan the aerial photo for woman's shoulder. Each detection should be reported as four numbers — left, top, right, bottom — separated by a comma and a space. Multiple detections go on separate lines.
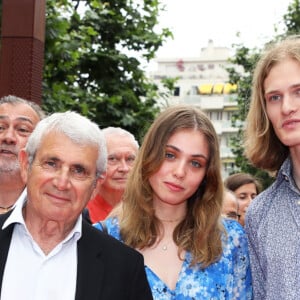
221, 218, 246, 239
221, 218, 249, 257
93, 217, 122, 241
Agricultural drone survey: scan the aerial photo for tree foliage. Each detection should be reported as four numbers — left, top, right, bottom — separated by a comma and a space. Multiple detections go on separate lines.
227, 0, 300, 190
43, 0, 172, 140
284, 0, 300, 34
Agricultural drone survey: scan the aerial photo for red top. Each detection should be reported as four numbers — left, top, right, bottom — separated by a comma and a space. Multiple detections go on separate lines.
87, 195, 113, 223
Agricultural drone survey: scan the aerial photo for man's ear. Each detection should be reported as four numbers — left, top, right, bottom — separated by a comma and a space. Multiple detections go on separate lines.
90, 187, 98, 199
91, 173, 106, 197
19, 149, 30, 184
97, 172, 106, 185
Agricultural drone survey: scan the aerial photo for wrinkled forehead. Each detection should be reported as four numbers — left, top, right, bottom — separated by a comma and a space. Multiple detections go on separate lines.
106, 134, 138, 152
0, 103, 40, 125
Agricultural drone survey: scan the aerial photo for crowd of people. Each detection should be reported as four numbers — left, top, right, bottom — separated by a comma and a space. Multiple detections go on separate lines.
1, 35, 300, 299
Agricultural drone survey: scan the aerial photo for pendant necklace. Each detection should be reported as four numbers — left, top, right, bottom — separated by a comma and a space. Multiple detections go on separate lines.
161, 239, 173, 251
157, 216, 184, 251
162, 244, 168, 251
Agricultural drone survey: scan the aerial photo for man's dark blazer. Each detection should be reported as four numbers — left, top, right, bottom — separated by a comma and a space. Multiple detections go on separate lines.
0, 211, 153, 300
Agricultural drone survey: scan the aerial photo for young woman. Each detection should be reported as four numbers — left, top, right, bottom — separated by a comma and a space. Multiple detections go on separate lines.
224, 173, 261, 226
95, 105, 252, 299
244, 36, 300, 299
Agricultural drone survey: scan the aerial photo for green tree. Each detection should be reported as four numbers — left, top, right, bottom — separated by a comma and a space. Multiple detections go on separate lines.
227, 0, 300, 190
43, 0, 172, 140
283, 0, 300, 34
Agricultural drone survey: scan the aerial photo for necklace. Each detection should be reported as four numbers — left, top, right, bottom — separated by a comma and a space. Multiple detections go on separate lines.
162, 244, 168, 251
159, 239, 173, 251
157, 217, 184, 223
0, 204, 14, 213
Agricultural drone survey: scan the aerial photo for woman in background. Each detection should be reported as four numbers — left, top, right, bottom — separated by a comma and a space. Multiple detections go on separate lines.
224, 173, 262, 226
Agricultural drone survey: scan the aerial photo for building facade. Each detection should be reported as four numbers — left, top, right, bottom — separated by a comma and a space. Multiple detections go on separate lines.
149, 40, 240, 178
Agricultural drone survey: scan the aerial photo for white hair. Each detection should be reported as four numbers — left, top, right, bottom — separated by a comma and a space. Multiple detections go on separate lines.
0, 94, 45, 119
102, 127, 139, 149
25, 111, 107, 178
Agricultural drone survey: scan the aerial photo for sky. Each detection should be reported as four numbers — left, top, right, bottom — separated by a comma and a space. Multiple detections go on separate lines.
152, 0, 290, 60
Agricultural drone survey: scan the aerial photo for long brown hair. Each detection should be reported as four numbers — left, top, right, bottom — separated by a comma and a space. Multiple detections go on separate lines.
244, 36, 300, 171
119, 105, 224, 268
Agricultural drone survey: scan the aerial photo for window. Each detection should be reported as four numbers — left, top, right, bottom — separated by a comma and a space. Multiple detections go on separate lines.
224, 162, 235, 171
191, 86, 198, 95
174, 86, 180, 96
208, 111, 222, 121
226, 111, 234, 121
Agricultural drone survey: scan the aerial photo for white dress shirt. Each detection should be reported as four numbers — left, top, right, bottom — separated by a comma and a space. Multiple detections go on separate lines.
1, 190, 82, 300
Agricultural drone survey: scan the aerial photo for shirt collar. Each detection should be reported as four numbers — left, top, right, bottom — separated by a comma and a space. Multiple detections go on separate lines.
276, 156, 300, 191
2, 188, 28, 230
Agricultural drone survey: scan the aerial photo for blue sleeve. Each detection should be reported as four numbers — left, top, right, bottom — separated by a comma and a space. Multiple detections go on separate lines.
93, 221, 107, 233
93, 217, 122, 242
225, 220, 253, 299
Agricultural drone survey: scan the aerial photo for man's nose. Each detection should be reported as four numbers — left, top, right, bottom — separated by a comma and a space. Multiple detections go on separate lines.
1, 127, 17, 145
117, 159, 130, 171
52, 168, 72, 190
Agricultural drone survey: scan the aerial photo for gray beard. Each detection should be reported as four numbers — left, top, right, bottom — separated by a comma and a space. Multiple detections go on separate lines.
0, 159, 20, 173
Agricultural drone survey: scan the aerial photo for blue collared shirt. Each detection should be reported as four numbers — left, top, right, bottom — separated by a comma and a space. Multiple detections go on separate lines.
245, 157, 300, 300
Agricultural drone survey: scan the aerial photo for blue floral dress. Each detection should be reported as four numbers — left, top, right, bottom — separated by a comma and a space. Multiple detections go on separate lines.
94, 218, 252, 300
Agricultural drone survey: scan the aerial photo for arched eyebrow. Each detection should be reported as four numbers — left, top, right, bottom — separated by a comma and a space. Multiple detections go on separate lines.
265, 83, 300, 95
166, 144, 208, 161
0, 115, 35, 125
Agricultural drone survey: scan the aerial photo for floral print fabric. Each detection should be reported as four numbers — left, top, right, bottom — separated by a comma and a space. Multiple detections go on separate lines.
94, 218, 252, 299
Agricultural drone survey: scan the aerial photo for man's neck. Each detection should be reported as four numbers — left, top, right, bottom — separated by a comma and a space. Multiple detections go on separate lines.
0, 173, 25, 210
23, 204, 76, 255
